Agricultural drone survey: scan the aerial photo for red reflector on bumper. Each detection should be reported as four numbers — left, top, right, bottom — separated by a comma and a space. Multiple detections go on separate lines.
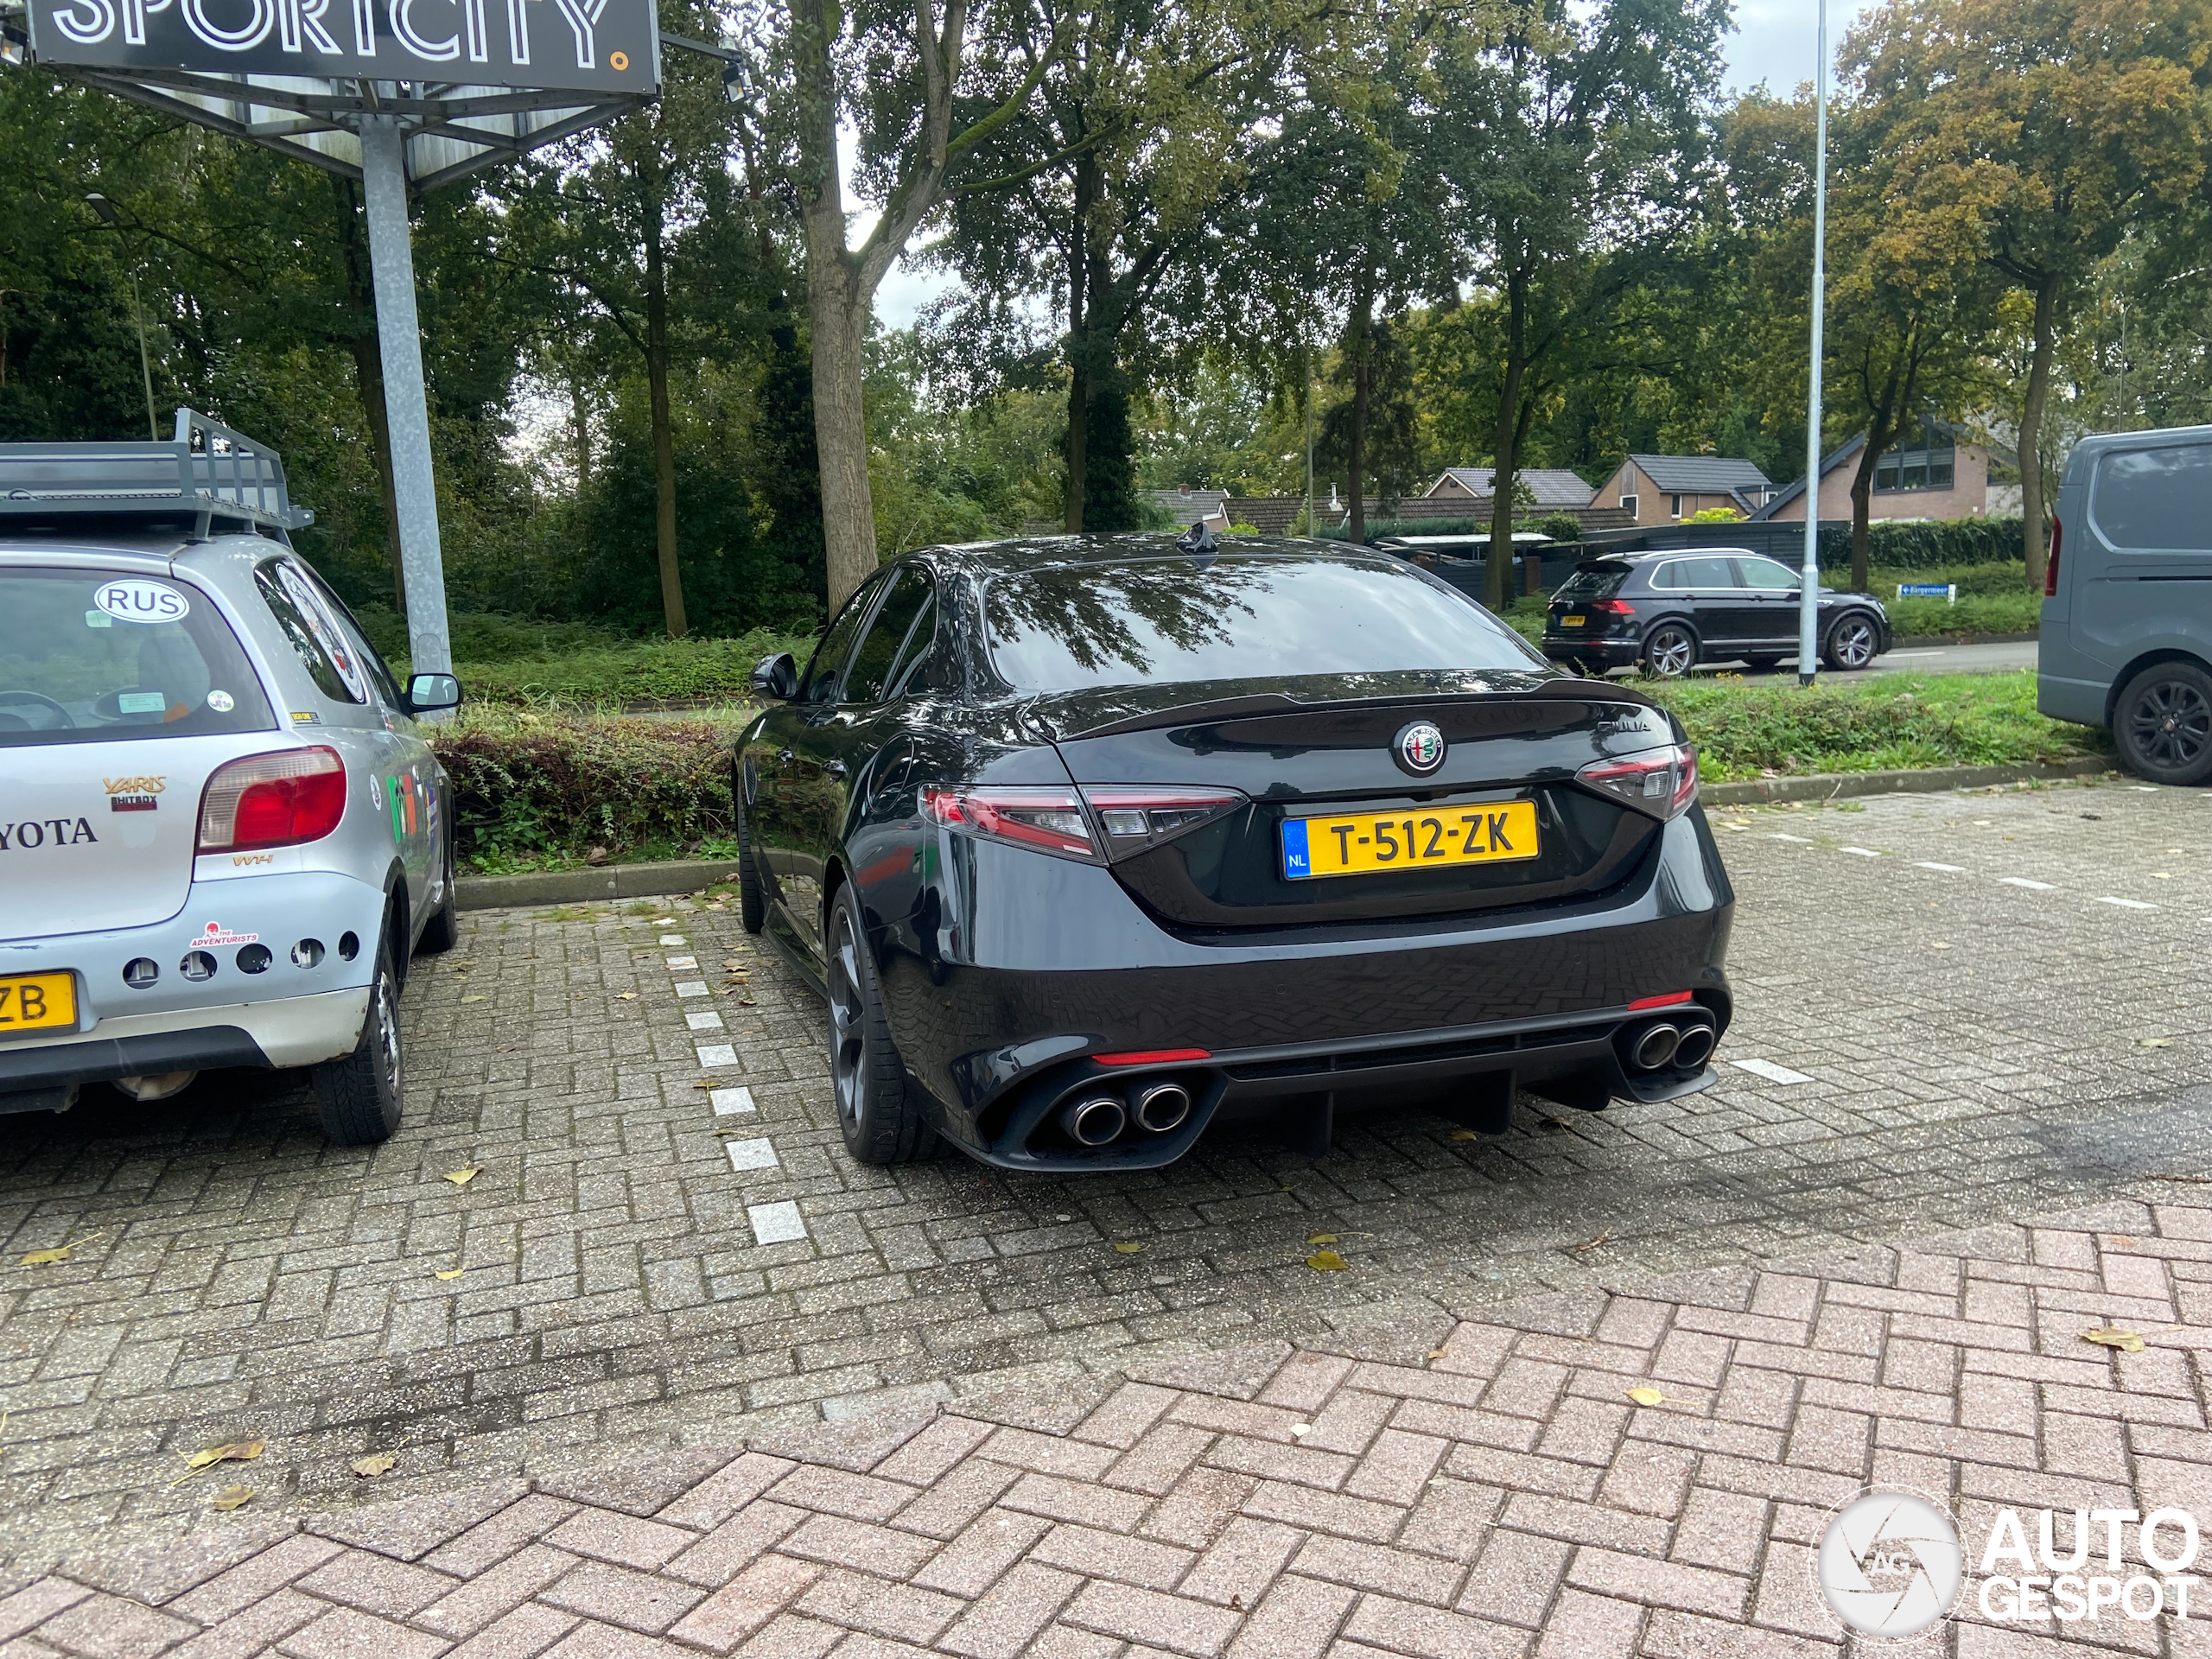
1627, 992, 1695, 1010
1095, 1048, 1211, 1066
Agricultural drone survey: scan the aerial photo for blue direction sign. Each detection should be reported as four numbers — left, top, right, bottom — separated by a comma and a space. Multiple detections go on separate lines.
1897, 583, 1956, 601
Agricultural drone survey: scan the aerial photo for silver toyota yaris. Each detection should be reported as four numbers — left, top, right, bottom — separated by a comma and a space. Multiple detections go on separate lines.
0, 411, 459, 1142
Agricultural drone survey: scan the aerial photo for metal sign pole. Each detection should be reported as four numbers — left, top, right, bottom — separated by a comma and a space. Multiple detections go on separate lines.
358, 112, 453, 678
1798, 0, 1829, 688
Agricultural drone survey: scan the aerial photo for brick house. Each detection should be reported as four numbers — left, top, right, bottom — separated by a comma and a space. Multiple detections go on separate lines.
1751, 425, 2015, 523
1591, 454, 1778, 524
1421, 467, 1596, 510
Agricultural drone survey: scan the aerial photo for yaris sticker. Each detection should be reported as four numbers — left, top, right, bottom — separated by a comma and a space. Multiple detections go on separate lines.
105, 775, 164, 812
93, 579, 190, 625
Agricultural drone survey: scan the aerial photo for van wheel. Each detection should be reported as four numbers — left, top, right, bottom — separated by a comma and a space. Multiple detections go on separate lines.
313, 934, 403, 1145
1642, 623, 1698, 678
2116, 662, 2212, 785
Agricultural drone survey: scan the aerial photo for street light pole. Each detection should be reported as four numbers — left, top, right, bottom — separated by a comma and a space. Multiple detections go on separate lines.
1798, 0, 1829, 689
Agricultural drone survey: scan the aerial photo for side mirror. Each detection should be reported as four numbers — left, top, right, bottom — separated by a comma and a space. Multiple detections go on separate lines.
751, 652, 799, 701
404, 671, 461, 715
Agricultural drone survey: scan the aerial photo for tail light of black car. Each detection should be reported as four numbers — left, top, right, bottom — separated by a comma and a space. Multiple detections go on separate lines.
197, 746, 347, 853
1574, 743, 1697, 820
924, 785, 1246, 864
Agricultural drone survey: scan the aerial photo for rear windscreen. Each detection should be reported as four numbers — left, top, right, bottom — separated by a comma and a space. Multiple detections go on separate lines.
982, 555, 1543, 691
0, 568, 274, 747
1554, 563, 1630, 601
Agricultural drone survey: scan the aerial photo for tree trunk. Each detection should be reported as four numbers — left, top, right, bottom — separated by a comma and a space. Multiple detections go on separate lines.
569, 370, 591, 487
1484, 275, 1527, 612
2020, 271, 2061, 594
331, 176, 406, 611
1847, 440, 1878, 591
1063, 157, 1096, 533
1345, 266, 1372, 547
643, 195, 687, 639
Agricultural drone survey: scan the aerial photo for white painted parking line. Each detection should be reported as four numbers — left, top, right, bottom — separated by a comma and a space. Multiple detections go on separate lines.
2097, 896, 2157, 910
2001, 877, 2056, 891
673, 981, 709, 998
665, 955, 697, 970
1915, 862, 1967, 872
696, 1043, 738, 1066
1732, 1058, 1813, 1085
747, 1201, 807, 1244
1839, 847, 1882, 858
1771, 833, 1813, 844
687, 1011, 726, 1032
659, 933, 687, 945
723, 1137, 779, 1173
711, 1086, 755, 1116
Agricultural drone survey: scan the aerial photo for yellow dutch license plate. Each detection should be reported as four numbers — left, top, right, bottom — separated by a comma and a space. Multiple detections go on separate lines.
0, 971, 76, 1037
1560, 614, 1586, 626
1283, 801, 1541, 880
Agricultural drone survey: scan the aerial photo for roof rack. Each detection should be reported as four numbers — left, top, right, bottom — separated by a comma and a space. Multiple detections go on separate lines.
0, 408, 314, 541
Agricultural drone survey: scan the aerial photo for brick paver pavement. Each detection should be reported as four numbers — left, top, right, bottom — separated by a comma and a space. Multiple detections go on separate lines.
5, 1188, 2211, 1655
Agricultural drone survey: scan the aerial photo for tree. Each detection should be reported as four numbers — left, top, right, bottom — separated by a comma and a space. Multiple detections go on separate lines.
1850, 0, 2212, 589
1436, 0, 1732, 609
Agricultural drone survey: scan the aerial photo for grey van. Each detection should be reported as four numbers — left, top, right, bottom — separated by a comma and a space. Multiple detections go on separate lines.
2040, 424, 2212, 783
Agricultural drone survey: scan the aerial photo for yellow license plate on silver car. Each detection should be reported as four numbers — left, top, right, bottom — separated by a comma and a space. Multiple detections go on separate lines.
1282, 802, 1541, 879
0, 971, 76, 1037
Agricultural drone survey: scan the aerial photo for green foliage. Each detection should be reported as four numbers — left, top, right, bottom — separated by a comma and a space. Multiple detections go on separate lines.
405, 628, 814, 707
1530, 513, 1585, 543
1649, 671, 2104, 780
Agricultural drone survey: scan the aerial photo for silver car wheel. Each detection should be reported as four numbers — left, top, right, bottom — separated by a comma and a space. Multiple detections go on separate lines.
1643, 625, 1696, 678
1830, 617, 1878, 669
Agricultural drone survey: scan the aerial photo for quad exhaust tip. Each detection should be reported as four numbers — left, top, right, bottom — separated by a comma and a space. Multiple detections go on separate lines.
1672, 1023, 1716, 1070
1134, 1081, 1192, 1134
1630, 1023, 1681, 1072
1061, 1095, 1127, 1147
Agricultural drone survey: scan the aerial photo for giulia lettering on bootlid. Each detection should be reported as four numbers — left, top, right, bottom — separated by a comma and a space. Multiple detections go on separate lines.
0, 819, 98, 850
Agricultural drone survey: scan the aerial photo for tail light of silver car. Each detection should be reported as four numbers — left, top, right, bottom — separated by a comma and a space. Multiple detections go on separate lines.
197, 746, 347, 854
1575, 743, 1697, 821
923, 786, 1096, 861
1079, 786, 1244, 860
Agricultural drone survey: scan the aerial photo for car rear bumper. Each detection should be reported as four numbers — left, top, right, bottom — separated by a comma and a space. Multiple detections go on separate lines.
1542, 634, 1641, 664
872, 810, 1734, 1169
0, 985, 372, 1107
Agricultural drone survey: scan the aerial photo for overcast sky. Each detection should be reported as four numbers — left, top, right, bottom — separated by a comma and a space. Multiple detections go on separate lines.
872, 2, 1878, 327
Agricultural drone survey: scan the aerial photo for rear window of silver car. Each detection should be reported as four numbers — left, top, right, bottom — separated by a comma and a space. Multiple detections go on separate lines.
0, 567, 274, 747
982, 555, 1544, 691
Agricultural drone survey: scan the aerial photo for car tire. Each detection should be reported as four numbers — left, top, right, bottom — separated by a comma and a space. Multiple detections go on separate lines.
1821, 612, 1882, 671
414, 821, 461, 955
313, 931, 403, 1145
1641, 622, 1698, 678
825, 884, 935, 1165
2115, 661, 2212, 785
734, 785, 766, 936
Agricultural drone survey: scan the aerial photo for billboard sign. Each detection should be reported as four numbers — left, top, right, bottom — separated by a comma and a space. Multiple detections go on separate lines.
27, 0, 658, 93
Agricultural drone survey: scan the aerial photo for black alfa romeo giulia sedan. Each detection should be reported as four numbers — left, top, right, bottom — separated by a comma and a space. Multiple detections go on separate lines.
734, 532, 1734, 1172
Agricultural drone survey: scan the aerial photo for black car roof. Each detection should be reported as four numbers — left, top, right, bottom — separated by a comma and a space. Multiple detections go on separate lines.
913, 532, 1392, 577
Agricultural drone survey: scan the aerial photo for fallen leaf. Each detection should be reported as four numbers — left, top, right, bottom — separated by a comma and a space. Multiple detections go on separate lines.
1571, 1230, 1616, 1254
1626, 1387, 1665, 1407
443, 1168, 481, 1187
187, 1440, 265, 1470
2139, 1037, 2174, 1049
615, 992, 638, 1001
1230, 1594, 1243, 1611
2082, 1327, 2145, 1353
1450, 1130, 1477, 1141
1288, 1424, 1310, 1437
211, 1484, 253, 1510
1306, 1250, 1347, 1272
352, 1454, 396, 1478
1113, 1243, 1146, 1255
461, 995, 486, 1004
1306, 1232, 1338, 1245
19, 1247, 71, 1266
2151, 1173, 2212, 1184
435, 1268, 465, 1281
1427, 1348, 1447, 1361
1931, 942, 1951, 950
692, 1080, 719, 1090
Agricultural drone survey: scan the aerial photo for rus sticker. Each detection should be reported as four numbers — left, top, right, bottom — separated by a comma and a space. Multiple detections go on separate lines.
93, 579, 189, 625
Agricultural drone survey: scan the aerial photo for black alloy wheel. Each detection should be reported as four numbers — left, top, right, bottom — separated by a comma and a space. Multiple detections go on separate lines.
312, 931, 404, 1144
1822, 613, 1881, 671
825, 887, 936, 1164
1642, 622, 1698, 679
2117, 662, 2212, 786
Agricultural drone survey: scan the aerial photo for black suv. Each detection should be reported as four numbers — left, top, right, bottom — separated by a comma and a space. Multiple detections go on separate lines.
1541, 550, 1891, 677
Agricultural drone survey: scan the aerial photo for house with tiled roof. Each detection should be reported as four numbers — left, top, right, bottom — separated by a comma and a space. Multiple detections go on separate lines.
1592, 454, 1778, 524
1749, 424, 2018, 523
1423, 467, 1596, 510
